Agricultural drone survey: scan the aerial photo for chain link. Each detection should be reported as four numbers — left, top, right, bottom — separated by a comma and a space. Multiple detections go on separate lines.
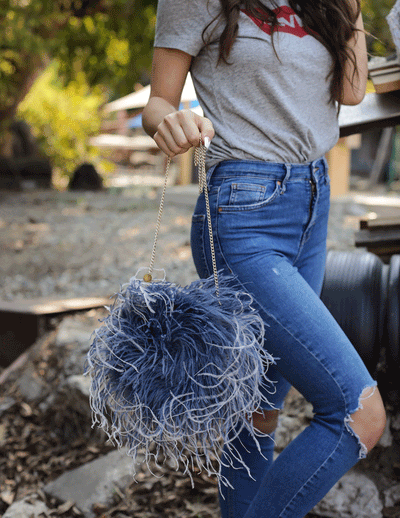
146, 156, 171, 280
194, 145, 220, 297
146, 146, 220, 298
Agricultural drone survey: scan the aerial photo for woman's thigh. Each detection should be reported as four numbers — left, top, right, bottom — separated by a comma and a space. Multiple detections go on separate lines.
191, 162, 374, 417
218, 253, 373, 415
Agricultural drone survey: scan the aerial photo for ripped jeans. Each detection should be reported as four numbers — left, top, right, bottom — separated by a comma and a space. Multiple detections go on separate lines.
190, 158, 377, 518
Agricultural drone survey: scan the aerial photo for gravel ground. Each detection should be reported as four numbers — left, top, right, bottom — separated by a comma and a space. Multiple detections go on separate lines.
1, 179, 393, 304
0, 186, 198, 302
0, 178, 400, 301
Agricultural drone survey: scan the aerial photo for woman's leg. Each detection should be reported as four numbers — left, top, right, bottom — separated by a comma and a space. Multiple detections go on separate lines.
218, 371, 290, 518
191, 159, 385, 517
234, 254, 385, 518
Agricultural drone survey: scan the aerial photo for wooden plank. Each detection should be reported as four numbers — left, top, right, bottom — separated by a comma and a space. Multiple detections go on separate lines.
0, 296, 110, 316
354, 228, 400, 247
0, 295, 110, 367
325, 138, 351, 196
360, 216, 400, 230
339, 91, 400, 137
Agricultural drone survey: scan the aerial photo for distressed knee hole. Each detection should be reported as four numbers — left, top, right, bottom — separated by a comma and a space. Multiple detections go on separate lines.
251, 409, 280, 435
345, 385, 386, 459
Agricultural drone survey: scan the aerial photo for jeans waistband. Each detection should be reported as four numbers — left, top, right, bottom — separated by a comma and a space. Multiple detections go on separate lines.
207, 157, 329, 185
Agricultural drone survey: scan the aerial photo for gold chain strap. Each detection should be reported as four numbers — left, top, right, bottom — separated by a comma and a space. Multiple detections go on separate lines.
144, 145, 220, 297
194, 145, 220, 297
144, 156, 171, 282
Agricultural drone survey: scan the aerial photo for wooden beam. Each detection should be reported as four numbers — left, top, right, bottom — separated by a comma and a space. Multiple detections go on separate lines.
339, 91, 400, 137
0, 295, 109, 367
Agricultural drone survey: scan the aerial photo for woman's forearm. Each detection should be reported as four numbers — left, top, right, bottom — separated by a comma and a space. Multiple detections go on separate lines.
142, 96, 178, 138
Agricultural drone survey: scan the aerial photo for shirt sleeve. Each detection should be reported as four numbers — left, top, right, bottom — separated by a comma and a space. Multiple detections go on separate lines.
154, 0, 216, 57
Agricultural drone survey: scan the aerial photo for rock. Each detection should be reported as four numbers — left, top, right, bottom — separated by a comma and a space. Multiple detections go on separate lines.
3, 494, 50, 518
55, 316, 93, 349
61, 374, 91, 412
69, 162, 103, 191
43, 448, 137, 518
275, 414, 308, 452
384, 483, 400, 507
64, 374, 91, 398
14, 363, 47, 402
55, 316, 94, 375
38, 392, 56, 414
311, 470, 383, 518
39, 357, 93, 416
274, 390, 312, 452
0, 397, 16, 417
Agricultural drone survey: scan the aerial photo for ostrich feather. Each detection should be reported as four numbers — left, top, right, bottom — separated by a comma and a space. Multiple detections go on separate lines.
84, 269, 274, 488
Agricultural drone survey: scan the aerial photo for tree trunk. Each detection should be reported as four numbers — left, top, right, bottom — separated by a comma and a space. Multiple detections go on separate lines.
0, 55, 46, 157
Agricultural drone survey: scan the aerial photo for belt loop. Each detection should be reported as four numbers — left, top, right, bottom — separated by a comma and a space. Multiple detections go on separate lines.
322, 156, 329, 174
311, 159, 320, 183
280, 164, 291, 194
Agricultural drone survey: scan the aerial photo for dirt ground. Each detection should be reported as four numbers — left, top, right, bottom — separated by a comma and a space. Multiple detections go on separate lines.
2, 181, 400, 517
0, 185, 198, 303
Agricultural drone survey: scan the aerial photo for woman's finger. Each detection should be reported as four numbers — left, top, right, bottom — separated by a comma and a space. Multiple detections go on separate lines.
163, 110, 202, 152
175, 110, 203, 147
153, 131, 175, 156
155, 113, 195, 156
197, 115, 215, 146
154, 127, 193, 157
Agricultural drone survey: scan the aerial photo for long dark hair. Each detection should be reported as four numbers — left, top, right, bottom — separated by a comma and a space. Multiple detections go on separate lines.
206, 0, 360, 104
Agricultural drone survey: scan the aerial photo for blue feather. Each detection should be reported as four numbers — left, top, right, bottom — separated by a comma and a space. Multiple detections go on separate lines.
84, 271, 274, 488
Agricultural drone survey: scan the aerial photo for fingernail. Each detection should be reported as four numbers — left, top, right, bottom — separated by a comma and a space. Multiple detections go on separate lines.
204, 137, 210, 149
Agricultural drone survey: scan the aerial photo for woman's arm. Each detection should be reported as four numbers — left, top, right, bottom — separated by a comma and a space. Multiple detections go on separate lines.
142, 47, 215, 156
340, 0, 368, 106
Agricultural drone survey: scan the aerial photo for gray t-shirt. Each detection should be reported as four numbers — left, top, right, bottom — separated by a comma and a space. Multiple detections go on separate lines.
154, 0, 339, 167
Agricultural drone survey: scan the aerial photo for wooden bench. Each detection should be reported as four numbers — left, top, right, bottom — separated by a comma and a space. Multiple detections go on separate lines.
355, 216, 400, 262
0, 295, 110, 367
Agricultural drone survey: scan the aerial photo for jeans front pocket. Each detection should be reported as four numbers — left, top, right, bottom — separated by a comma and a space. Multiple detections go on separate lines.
218, 178, 282, 212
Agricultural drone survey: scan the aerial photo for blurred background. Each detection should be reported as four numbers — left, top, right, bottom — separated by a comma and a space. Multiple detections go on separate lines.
0, 0, 398, 191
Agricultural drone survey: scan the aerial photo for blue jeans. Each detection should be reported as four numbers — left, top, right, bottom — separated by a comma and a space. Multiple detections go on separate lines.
190, 159, 376, 518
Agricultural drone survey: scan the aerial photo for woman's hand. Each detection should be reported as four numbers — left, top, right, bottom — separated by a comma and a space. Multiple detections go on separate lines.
142, 48, 215, 156
153, 108, 215, 157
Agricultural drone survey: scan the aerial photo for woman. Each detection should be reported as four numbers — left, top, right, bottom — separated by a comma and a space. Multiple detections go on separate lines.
142, 1, 387, 517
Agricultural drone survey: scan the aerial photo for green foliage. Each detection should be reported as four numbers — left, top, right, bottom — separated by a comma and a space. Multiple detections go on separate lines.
4, 0, 397, 177
0, 0, 157, 124
17, 62, 107, 177
361, 0, 397, 56
0, 0, 157, 168
55, 0, 157, 98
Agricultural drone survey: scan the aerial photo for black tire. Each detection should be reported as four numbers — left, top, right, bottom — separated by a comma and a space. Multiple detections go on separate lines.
321, 250, 384, 375
69, 162, 103, 191
380, 263, 390, 347
387, 255, 400, 371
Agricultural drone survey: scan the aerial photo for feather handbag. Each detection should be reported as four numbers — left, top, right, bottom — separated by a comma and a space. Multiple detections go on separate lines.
84, 144, 274, 488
